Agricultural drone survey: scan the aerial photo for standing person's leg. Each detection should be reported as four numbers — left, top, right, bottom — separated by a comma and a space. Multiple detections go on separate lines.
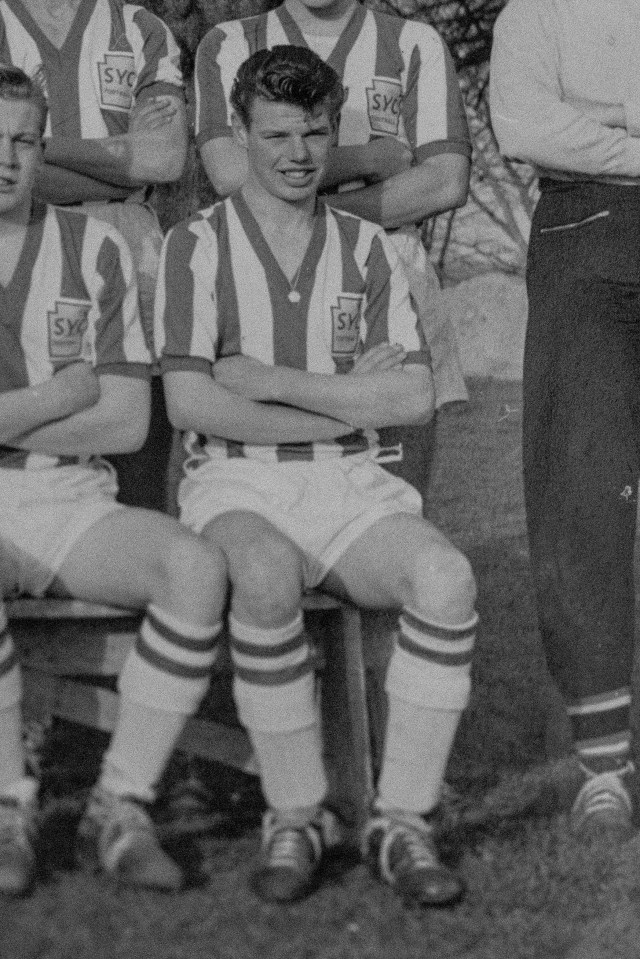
524, 183, 640, 832
201, 511, 337, 903
323, 512, 477, 906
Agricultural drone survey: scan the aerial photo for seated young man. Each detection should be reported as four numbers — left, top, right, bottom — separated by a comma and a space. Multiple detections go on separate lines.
0, 66, 228, 896
156, 46, 477, 909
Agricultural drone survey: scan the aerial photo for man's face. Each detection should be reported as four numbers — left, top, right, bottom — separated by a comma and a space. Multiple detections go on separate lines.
0, 98, 41, 221
234, 97, 334, 206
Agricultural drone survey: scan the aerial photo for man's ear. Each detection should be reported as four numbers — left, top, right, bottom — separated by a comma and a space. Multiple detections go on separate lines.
231, 111, 248, 148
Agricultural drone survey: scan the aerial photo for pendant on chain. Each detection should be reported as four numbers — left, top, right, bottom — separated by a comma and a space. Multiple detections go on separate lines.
288, 290, 301, 304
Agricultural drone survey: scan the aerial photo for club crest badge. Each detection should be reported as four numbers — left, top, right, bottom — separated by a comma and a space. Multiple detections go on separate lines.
47, 300, 92, 361
366, 77, 402, 136
98, 52, 136, 111
331, 295, 363, 358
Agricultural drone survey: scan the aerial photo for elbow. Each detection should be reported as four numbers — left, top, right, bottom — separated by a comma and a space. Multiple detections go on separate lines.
397, 372, 436, 427
110, 411, 149, 453
443, 177, 469, 211
164, 395, 192, 433
207, 169, 242, 200
151, 143, 188, 184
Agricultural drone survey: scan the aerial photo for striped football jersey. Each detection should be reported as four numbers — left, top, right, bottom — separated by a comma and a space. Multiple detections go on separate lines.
0, 204, 151, 468
0, 0, 182, 140
155, 195, 430, 464
195, 3, 470, 161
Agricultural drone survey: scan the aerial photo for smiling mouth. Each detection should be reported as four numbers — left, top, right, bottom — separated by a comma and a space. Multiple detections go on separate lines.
280, 169, 314, 181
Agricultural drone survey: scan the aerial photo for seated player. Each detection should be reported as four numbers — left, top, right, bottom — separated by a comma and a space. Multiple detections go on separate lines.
156, 46, 478, 908
0, 66, 227, 896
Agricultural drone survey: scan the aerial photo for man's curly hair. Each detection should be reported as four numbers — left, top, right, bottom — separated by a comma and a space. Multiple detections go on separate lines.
230, 45, 345, 128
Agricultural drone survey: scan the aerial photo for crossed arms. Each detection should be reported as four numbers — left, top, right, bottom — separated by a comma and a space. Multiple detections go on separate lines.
0, 363, 150, 455
36, 93, 188, 205
164, 344, 434, 446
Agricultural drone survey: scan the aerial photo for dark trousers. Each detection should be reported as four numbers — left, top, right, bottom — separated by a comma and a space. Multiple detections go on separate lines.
524, 180, 640, 705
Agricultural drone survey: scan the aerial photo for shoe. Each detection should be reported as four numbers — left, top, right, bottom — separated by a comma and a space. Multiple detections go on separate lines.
251, 807, 341, 904
570, 771, 634, 840
77, 787, 184, 891
364, 808, 463, 907
0, 779, 38, 896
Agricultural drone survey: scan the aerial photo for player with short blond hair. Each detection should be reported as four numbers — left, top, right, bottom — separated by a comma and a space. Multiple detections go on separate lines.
0, 65, 227, 897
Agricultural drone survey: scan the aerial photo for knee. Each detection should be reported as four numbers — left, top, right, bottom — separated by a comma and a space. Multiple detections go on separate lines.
410, 545, 477, 624
231, 534, 303, 626
155, 531, 228, 622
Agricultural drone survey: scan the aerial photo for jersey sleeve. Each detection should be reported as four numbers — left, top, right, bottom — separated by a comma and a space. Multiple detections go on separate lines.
92, 225, 151, 379
401, 21, 470, 161
130, 6, 184, 102
362, 229, 429, 366
154, 217, 219, 375
195, 23, 250, 148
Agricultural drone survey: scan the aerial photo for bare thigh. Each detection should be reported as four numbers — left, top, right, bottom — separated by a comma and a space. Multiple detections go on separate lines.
321, 513, 476, 624
52, 507, 227, 625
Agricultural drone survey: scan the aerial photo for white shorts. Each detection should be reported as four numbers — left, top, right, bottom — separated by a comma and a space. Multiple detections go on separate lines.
0, 461, 122, 598
179, 454, 423, 589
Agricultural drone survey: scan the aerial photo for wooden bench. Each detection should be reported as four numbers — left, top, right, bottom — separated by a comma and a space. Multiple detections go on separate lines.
8, 593, 376, 831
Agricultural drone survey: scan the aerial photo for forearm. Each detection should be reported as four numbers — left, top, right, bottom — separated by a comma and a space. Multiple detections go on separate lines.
35, 163, 136, 205
324, 156, 469, 229
0, 386, 66, 444
320, 145, 374, 191
164, 372, 351, 444
14, 377, 150, 456
44, 112, 187, 189
490, 29, 640, 177
219, 364, 434, 430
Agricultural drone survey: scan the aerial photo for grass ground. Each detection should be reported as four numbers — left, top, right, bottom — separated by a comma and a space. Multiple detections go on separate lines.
4, 378, 640, 959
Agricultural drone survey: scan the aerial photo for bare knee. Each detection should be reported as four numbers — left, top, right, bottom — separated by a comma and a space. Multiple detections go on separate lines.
409, 545, 477, 624
151, 531, 228, 624
230, 534, 303, 627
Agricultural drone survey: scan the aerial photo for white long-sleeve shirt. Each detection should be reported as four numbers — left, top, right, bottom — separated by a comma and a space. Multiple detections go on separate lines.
490, 0, 640, 180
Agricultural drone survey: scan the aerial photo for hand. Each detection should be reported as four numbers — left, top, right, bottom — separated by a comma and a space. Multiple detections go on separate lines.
129, 96, 177, 133
50, 362, 100, 417
364, 137, 413, 183
351, 343, 406, 375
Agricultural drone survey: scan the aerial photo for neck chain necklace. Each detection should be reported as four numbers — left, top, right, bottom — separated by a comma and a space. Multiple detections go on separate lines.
287, 261, 304, 304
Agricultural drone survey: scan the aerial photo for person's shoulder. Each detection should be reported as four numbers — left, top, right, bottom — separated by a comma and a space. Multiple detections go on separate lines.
369, 8, 444, 49
164, 200, 230, 249
120, 0, 178, 36
324, 204, 388, 250
198, 11, 267, 50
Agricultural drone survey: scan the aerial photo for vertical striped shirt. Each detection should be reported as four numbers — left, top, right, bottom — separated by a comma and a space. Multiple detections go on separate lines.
195, 3, 470, 162
0, 0, 182, 199
155, 197, 429, 463
0, 204, 151, 467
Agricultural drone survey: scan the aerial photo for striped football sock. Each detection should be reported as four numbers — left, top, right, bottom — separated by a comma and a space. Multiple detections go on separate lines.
229, 612, 326, 812
377, 608, 477, 814
104, 606, 221, 801
567, 687, 632, 777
